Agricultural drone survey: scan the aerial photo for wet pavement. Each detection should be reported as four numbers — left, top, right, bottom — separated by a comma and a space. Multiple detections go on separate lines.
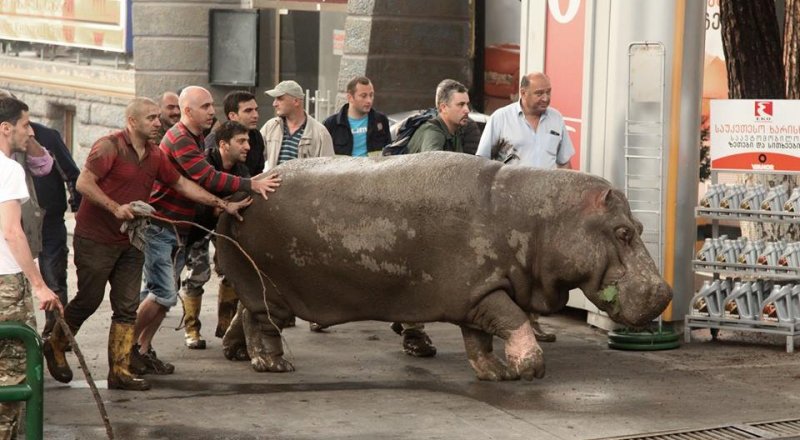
36, 228, 800, 439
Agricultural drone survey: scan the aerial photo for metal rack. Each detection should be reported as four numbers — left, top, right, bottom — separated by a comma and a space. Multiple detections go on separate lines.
625, 42, 665, 272
685, 171, 800, 353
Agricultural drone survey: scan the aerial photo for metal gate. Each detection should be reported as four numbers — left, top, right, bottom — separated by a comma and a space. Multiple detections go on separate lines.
304, 89, 335, 121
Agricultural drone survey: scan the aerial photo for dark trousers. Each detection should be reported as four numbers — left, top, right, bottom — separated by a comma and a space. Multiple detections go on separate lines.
64, 236, 144, 329
41, 219, 68, 333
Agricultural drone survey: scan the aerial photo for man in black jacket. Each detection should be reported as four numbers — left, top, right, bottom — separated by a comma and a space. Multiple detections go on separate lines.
323, 76, 391, 157
181, 120, 254, 350
180, 91, 266, 349
204, 91, 265, 176
31, 122, 81, 336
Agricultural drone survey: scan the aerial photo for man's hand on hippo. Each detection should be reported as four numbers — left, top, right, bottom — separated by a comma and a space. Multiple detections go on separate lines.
222, 197, 253, 221
250, 173, 282, 200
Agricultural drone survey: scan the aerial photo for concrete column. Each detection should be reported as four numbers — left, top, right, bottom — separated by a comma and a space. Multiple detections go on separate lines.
338, 0, 472, 113
132, 0, 245, 104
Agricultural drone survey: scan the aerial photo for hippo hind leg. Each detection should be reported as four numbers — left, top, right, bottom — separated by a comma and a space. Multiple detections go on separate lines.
244, 308, 294, 373
467, 290, 545, 381
460, 326, 515, 381
222, 303, 249, 361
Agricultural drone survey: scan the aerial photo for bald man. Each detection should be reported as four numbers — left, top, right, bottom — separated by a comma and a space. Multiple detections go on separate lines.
157, 91, 181, 141
43, 97, 255, 391
131, 86, 280, 377
476, 72, 575, 342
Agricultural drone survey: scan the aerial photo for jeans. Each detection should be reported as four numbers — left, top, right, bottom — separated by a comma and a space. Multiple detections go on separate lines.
140, 223, 186, 309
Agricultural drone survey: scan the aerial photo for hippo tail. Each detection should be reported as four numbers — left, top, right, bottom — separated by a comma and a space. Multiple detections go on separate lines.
490, 138, 519, 164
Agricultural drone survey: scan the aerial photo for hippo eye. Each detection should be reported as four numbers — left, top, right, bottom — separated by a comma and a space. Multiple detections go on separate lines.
615, 227, 633, 243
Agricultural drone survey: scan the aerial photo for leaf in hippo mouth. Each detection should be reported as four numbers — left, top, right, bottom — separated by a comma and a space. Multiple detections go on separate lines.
599, 285, 619, 303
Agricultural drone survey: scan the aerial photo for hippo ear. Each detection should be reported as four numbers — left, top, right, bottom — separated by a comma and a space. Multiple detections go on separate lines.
592, 188, 614, 210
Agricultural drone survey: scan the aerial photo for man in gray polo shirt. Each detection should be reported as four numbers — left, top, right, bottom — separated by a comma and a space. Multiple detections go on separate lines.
476, 72, 574, 169
476, 71, 575, 342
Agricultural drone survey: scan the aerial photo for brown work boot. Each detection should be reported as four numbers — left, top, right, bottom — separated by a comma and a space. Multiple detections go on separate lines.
182, 294, 206, 349
43, 321, 75, 383
129, 344, 149, 375
107, 322, 150, 391
141, 348, 175, 375
402, 328, 437, 357
215, 281, 238, 338
529, 313, 556, 343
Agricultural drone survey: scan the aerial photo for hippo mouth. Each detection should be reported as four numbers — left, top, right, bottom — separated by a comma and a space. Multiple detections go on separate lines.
593, 281, 671, 328
596, 284, 623, 321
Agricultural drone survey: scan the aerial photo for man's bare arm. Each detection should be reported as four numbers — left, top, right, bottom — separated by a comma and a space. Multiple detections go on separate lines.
171, 176, 253, 221
0, 200, 62, 312
76, 167, 135, 220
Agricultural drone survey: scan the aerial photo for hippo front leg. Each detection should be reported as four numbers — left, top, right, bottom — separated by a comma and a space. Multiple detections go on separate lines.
243, 308, 294, 373
461, 326, 515, 381
468, 291, 545, 380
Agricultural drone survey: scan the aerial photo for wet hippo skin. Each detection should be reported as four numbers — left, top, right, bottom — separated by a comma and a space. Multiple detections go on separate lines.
216, 152, 672, 381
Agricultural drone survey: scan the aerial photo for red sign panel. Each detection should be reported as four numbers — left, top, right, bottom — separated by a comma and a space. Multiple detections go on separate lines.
544, 0, 585, 170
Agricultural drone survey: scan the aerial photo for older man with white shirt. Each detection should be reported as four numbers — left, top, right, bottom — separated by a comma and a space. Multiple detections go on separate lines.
476, 72, 575, 342
477, 72, 574, 169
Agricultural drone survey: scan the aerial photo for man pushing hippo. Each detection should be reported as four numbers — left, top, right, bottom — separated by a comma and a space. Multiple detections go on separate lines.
216, 152, 672, 380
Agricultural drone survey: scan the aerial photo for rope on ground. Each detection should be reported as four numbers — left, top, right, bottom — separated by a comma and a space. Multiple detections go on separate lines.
146, 212, 293, 361
54, 310, 114, 440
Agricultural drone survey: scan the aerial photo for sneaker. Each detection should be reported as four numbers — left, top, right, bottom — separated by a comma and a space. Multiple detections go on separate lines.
309, 322, 327, 332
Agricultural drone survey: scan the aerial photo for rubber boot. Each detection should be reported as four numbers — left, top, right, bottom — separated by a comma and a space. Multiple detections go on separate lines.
182, 295, 206, 349
107, 322, 150, 391
215, 281, 238, 338
43, 321, 76, 383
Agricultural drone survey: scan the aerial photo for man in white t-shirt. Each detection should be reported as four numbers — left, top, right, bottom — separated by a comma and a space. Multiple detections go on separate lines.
0, 97, 62, 438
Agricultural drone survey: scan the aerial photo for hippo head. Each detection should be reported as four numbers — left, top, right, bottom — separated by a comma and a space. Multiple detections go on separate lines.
556, 187, 672, 328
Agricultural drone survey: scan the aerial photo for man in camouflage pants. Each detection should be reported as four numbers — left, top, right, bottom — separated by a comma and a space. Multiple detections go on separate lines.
0, 97, 62, 438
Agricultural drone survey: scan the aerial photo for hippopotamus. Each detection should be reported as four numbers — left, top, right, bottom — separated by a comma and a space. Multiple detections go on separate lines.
215, 152, 672, 381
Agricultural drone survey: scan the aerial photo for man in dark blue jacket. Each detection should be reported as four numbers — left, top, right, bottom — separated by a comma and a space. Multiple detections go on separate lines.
32, 122, 81, 336
323, 76, 391, 157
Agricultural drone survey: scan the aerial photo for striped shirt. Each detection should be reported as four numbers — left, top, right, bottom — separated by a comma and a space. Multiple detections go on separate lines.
149, 122, 251, 229
277, 118, 306, 164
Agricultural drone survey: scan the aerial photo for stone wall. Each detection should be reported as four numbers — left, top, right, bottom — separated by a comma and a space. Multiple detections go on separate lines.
338, 0, 473, 113
0, 56, 134, 167
132, 0, 246, 107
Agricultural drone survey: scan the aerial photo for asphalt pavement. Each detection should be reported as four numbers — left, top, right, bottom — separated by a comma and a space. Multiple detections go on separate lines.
32, 217, 800, 439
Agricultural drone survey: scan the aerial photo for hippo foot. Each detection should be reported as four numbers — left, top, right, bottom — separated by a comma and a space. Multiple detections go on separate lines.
223, 344, 250, 362
505, 324, 545, 380
469, 354, 517, 381
507, 348, 545, 381
251, 354, 295, 373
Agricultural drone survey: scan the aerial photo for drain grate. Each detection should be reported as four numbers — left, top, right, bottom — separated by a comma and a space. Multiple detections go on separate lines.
750, 419, 800, 437
595, 418, 800, 440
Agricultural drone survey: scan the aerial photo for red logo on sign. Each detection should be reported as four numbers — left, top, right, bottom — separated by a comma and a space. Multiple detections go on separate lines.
755, 101, 773, 121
